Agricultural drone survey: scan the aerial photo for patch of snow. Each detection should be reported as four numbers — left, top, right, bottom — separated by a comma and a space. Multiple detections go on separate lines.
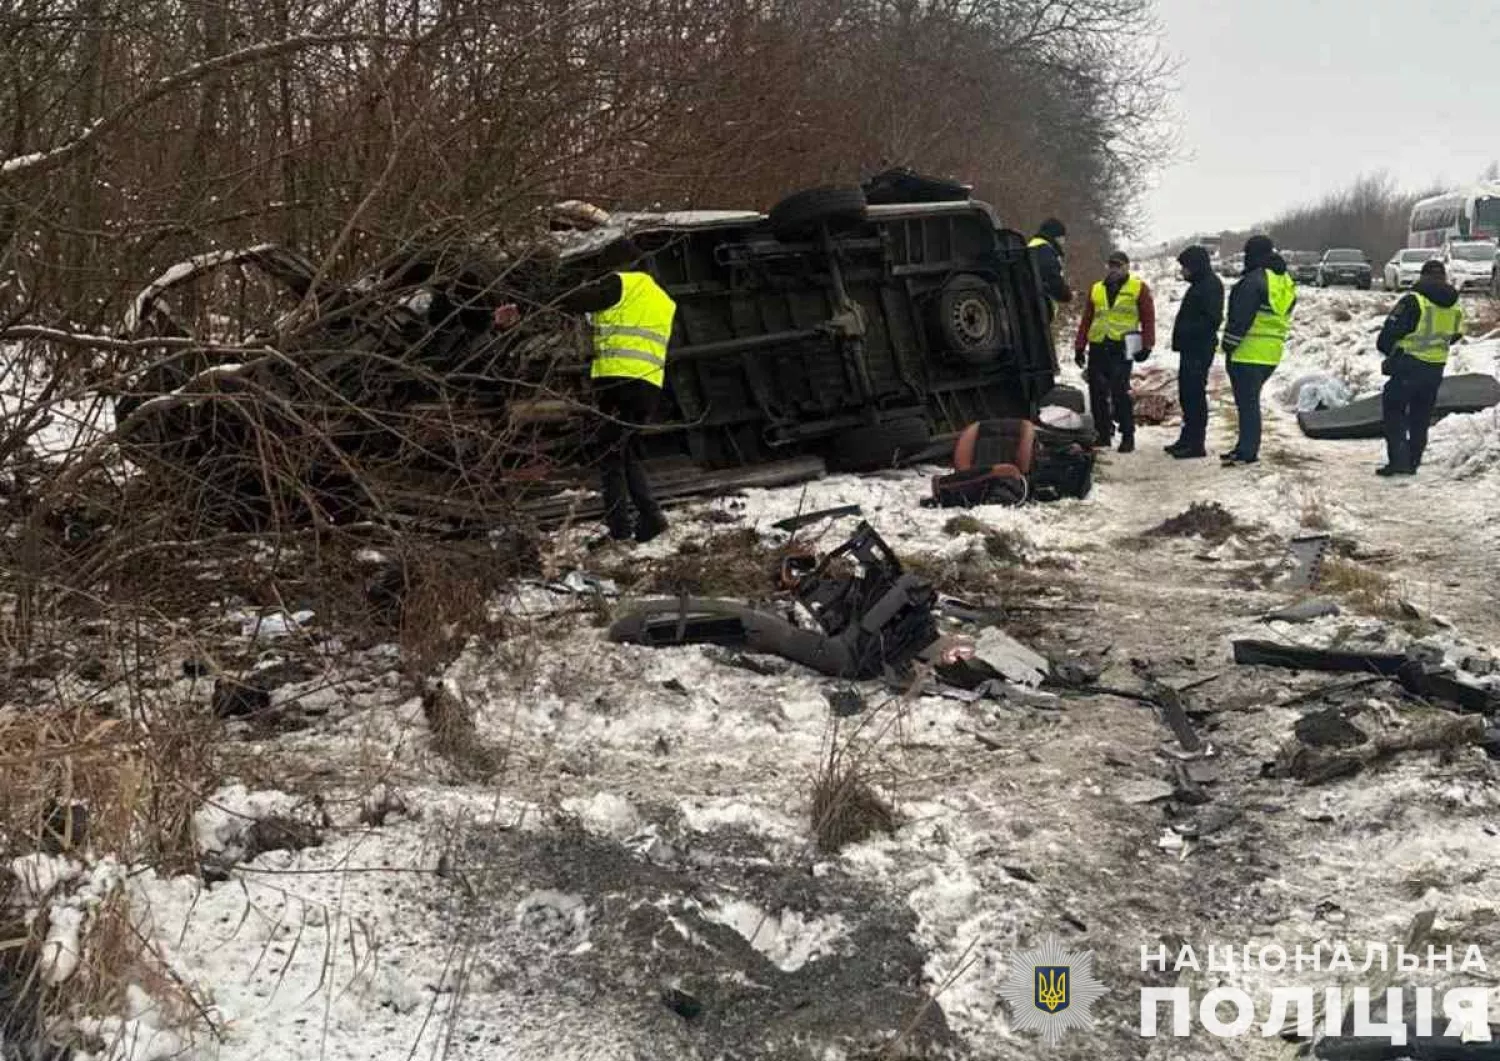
560, 791, 641, 839
693, 896, 845, 972
1427, 405, 1500, 480
191, 783, 304, 858
240, 608, 314, 640
9, 852, 83, 902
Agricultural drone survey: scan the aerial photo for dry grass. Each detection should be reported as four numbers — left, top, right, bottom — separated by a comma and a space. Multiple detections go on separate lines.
635, 527, 785, 599
420, 684, 507, 779
1317, 556, 1406, 619
809, 744, 897, 854
0, 702, 216, 874
1143, 501, 1248, 545
900, 547, 1054, 600
1299, 491, 1332, 531
940, 517, 1030, 565
942, 515, 985, 537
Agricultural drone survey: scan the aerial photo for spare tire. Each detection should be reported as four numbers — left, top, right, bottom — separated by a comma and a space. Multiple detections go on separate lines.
828, 417, 931, 473
935, 274, 1005, 364
769, 186, 868, 240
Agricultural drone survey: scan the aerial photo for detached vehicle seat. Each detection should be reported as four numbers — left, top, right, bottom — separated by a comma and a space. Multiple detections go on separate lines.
932, 406, 1096, 507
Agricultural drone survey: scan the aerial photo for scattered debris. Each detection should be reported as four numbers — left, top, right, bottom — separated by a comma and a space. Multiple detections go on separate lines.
1264, 598, 1342, 623
1271, 712, 1486, 785
1146, 502, 1246, 545
1116, 779, 1177, 805
614, 523, 938, 680
701, 647, 793, 677
547, 570, 619, 596
1284, 534, 1331, 591
969, 627, 1048, 687
1294, 708, 1369, 749
661, 986, 703, 1022
1234, 640, 1500, 714
1233, 639, 1407, 677
825, 687, 866, 718
1298, 372, 1500, 440
771, 505, 862, 533
211, 677, 272, 719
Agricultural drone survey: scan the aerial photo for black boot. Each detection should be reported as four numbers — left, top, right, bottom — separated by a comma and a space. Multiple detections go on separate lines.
600, 468, 634, 540
1117, 437, 1135, 454
634, 508, 669, 543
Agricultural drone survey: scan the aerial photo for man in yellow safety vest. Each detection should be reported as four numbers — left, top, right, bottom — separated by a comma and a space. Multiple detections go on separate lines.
1073, 250, 1156, 453
1220, 235, 1296, 467
495, 241, 678, 542
1373, 258, 1464, 476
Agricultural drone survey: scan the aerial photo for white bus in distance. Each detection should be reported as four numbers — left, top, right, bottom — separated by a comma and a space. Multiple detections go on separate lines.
1407, 183, 1500, 248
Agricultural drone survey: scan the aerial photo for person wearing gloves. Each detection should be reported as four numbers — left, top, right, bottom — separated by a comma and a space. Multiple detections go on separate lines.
1074, 249, 1156, 453
1373, 259, 1464, 476
1220, 235, 1296, 467
1165, 244, 1225, 459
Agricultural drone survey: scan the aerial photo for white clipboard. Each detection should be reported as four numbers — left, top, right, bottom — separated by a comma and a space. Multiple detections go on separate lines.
1124, 332, 1143, 358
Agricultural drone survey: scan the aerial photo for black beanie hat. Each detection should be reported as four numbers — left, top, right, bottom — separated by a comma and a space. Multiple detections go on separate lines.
1039, 218, 1066, 240
1243, 234, 1275, 270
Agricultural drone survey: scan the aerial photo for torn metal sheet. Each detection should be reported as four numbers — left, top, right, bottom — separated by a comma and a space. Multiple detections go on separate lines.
1284, 534, 1331, 591
970, 627, 1048, 688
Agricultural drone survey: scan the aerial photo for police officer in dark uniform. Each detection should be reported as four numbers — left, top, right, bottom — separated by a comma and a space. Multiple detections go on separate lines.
1374, 259, 1464, 477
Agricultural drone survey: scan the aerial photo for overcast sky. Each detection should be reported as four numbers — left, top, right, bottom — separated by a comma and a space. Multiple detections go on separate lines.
1141, 0, 1500, 244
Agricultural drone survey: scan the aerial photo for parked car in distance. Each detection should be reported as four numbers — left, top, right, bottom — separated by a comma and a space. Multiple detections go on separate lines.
1283, 251, 1320, 284
1441, 240, 1498, 293
1383, 248, 1434, 291
1316, 248, 1373, 289
1220, 252, 1244, 278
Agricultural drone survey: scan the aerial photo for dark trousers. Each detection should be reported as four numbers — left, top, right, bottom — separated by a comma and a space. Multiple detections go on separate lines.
1086, 341, 1134, 444
1174, 349, 1213, 451
1381, 354, 1444, 471
594, 377, 662, 538
1227, 359, 1275, 461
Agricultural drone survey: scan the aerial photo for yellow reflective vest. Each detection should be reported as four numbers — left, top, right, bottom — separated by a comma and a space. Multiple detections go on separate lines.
1086, 274, 1143, 343
1396, 293, 1464, 365
1231, 271, 1296, 366
591, 271, 677, 388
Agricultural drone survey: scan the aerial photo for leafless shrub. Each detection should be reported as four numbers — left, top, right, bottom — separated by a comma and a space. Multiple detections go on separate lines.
420, 683, 506, 779
809, 742, 897, 854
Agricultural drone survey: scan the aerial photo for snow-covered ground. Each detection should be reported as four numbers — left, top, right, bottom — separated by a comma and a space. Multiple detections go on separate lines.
7, 269, 1500, 1061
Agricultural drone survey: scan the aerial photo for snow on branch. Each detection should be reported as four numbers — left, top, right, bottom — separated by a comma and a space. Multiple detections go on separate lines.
0, 34, 422, 183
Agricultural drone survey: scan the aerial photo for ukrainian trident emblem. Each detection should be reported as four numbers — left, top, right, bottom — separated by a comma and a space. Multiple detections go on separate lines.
998, 935, 1107, 1046
1035, 965, 1069, 1013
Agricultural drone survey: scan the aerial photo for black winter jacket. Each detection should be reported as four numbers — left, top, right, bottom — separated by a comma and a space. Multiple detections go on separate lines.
1172, 246, 1224, 357
1030, 236, 1073, 307
1376, 277, 1462, 356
